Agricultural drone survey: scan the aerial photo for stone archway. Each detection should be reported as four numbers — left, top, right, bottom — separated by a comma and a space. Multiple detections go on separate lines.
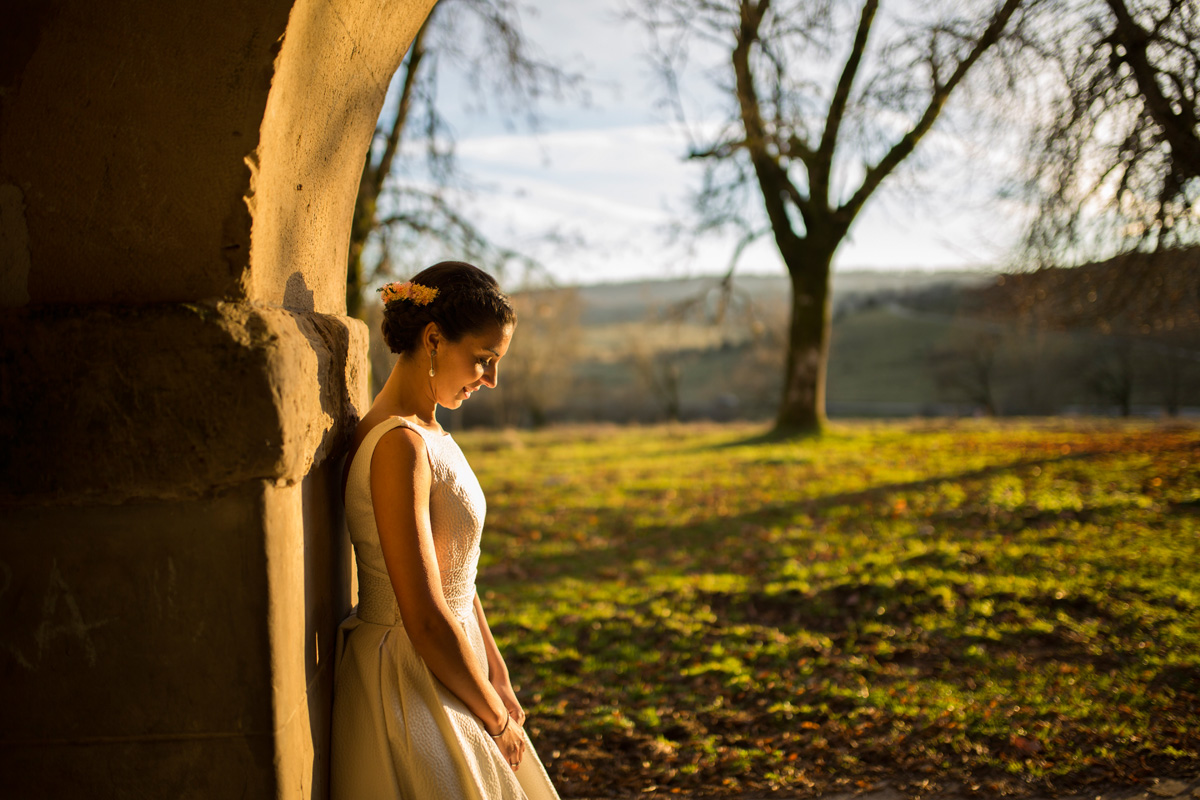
0, 1, 436, 796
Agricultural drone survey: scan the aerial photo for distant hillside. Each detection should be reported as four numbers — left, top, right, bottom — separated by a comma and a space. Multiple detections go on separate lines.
574, 270, 994, 325
438, 263, 1200, 429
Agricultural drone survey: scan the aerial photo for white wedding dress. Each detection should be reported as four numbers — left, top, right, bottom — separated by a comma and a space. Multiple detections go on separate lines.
331, 417, 560, 800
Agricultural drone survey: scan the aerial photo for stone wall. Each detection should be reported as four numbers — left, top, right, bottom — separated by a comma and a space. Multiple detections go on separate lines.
0, 0, 437, 796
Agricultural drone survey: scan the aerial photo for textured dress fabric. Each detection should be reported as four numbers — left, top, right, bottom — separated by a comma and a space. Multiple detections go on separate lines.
331, 417, 560, 800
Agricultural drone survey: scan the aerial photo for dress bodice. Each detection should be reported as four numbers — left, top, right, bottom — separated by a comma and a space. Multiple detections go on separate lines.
345, 417, 486, 621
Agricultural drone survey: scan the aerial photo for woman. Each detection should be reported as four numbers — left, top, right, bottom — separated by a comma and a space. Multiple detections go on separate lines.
331, 262, 559, 799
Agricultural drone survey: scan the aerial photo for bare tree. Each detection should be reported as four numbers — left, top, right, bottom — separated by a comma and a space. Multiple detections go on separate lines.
630, 344, 685, 421
1141, 332, 1200, 416
346, 0, 582, 318
1081, 336, 1137, 415
1024, 0, 1200, 262
637, 0, 1031, 433
930, 330, 1004, 415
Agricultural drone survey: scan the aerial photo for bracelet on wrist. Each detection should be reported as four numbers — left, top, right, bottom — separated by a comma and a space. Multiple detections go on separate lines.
488, 715, 510, 738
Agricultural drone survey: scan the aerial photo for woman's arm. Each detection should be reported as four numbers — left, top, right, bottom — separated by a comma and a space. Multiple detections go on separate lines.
473, 592, 526, 726
371, 427, 525, 765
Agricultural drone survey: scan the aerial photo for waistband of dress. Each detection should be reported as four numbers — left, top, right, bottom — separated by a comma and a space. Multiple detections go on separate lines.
355, 566, 475, 626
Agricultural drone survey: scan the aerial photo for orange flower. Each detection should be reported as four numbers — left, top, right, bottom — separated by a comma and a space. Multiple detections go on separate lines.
379, 280, 438, 306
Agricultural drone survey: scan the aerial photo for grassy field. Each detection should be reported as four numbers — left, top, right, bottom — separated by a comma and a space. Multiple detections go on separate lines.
462, 420, 1200, 799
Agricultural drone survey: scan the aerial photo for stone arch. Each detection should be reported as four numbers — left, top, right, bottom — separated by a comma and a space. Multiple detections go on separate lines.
0, 1, 436, 796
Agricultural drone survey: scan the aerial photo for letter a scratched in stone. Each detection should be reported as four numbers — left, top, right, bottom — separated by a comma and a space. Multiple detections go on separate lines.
34, 560, 112, 667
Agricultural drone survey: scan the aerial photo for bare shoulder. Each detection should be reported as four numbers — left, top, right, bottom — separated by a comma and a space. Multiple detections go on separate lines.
370, 424, 433, 517
371, 424, 429, 480
344, 413, 406, 500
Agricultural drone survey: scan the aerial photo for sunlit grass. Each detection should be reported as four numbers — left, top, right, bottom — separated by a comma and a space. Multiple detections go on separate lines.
463, 419, 1200, 798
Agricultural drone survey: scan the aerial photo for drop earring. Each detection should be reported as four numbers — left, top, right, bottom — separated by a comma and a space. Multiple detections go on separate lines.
429, 349, 437, 378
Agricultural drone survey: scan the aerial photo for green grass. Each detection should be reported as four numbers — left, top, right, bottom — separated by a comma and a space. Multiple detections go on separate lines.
460, 419, 1200, 798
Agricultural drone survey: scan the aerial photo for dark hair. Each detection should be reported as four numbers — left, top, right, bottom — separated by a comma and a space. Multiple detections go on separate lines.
381, 262, 516, 355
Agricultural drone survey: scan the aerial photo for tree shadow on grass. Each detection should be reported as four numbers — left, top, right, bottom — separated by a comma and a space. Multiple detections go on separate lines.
697, 424, 822, 449
749, 585, 1169, 672
483, 443, 1166, 587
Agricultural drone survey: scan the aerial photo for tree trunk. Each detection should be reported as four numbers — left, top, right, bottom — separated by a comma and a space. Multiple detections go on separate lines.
1163, 352, 1181, 417
776, 245, 835, 434
1118, 371, 1133, 417
345, 184, 374, 319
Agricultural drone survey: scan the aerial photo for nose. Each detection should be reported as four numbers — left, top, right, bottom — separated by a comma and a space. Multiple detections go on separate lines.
482, 361, 498, 388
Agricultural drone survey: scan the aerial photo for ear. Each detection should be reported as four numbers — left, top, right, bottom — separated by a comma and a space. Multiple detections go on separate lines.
421, 321, 442, 353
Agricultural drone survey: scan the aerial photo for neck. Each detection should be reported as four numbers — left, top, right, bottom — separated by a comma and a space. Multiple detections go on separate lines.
377, 354, 438, 427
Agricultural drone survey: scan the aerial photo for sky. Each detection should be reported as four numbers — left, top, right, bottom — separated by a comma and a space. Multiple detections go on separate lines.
407, 0, 1029, 287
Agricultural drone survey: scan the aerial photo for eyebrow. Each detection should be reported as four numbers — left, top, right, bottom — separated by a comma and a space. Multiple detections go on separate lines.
485, 348, 500, 356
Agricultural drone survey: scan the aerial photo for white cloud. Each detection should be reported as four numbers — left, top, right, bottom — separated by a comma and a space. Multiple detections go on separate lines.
448, 120, 1019, 284
417, 0, 1025, 285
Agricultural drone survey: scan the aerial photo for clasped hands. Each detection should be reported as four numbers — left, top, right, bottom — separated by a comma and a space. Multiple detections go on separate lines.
491, 679, 527, 772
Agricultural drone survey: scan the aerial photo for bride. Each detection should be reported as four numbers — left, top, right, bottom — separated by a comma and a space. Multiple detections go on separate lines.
331, 262, 559, 799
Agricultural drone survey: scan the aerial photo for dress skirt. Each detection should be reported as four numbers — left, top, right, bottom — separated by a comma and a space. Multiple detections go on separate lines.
330, 608, 560, 800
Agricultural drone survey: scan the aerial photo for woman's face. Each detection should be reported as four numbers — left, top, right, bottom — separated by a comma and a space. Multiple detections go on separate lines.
431, 321, 514, 409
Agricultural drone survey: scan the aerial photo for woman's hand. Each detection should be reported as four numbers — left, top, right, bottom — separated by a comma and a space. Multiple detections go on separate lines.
493, 678, 526, 727
491, 717, 526, 771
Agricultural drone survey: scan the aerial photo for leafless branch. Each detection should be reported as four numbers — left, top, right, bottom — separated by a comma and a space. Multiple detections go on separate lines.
839, 0, 1024, 226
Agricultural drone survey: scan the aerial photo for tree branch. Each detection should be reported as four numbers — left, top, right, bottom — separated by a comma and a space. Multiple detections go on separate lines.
1104, 0, 1200, 183
721, 226, 769, 283
838, 0, 1023, 225
732, 0, 804, 253
784, 134, 817, 166
814, 0, 879, 204
689, 140, 747, 160
373, 12, 433, 187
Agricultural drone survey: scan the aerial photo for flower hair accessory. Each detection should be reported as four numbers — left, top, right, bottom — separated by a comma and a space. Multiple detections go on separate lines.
379, 280, 439, 306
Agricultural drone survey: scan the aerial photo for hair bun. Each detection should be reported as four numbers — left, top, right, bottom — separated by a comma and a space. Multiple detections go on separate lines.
380, 262, 516, 355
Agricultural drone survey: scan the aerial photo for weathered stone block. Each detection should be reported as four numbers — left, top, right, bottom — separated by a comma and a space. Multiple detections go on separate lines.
0, 302, 367, 504
0, 450, 356, 797
0, 302, 364, 797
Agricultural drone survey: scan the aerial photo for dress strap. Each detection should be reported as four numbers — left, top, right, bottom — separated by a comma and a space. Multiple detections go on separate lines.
348, 417, 438, 495
347, 418, 406, 493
